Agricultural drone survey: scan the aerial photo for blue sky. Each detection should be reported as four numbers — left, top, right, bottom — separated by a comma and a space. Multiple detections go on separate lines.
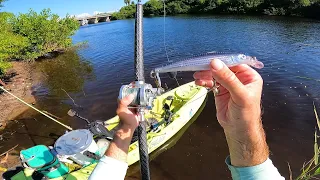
1, 0, 148, 17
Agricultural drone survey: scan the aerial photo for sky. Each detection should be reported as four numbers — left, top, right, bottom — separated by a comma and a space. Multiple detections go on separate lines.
1, 0, 148, 17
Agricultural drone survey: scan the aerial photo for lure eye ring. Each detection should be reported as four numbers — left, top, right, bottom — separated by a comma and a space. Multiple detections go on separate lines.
150, 70, 156, 78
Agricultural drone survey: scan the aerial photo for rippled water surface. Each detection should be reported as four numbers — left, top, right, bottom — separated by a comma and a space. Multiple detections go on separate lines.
1, 15, 320, 179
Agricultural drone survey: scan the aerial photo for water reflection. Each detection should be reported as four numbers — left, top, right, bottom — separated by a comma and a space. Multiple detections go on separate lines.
35, 50, 94, 97
0, 50, 95, 162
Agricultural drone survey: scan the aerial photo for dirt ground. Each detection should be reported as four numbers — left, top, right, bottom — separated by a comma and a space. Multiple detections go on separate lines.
0, 62, 36, 130
0, 62, 37, 175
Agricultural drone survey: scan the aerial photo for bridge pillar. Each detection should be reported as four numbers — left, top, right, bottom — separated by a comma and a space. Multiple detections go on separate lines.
78, 19, 88, 26
88, 18, 98, 24
97, 16, 111, 22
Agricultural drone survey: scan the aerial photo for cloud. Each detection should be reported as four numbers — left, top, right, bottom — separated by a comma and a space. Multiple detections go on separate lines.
75, 10, 115, 18
93, 11, 104, 15
75, 13, 91, 18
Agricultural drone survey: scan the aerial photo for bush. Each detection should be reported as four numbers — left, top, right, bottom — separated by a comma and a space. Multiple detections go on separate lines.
0, 60, 12, 76
0, 12, 29, 60
167, 1, 190, 14
10, 9, 80, 61
139, 0, 320, 19
144, 0, 163, 16
0, 9, 79, 74
112, 4, 136, 20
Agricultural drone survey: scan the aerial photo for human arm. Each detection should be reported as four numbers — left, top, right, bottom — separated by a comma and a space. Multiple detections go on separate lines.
194, 59, 284, 179
89, 95, 138, 180
106, 94, 139, 161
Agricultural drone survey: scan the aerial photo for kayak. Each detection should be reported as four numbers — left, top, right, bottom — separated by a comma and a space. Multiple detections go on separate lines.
7, 81, 207, 180
108, 81, 207, 165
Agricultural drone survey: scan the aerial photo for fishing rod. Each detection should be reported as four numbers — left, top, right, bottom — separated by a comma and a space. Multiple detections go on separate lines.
118, 1, 163, 179
134, 1, 151, 179
0, 86, 73, 130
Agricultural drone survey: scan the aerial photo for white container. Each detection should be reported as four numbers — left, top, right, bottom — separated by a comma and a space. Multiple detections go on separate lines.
54, 129, 98, 166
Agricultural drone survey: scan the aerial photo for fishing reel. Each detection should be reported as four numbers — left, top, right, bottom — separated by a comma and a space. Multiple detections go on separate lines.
119, 81, 161, 109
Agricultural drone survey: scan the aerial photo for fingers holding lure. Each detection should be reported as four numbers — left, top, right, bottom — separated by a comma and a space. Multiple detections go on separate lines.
150, 52, 264, 91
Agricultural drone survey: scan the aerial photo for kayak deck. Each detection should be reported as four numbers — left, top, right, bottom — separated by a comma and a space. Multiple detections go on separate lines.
105, 81, 207, 165
12, 82, 207, 180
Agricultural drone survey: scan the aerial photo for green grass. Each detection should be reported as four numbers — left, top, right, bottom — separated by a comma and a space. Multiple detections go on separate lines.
296, 103, 320, 180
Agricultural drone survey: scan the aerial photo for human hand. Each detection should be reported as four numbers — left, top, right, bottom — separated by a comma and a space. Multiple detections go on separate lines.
117, 94, 140, 130
105, 95, 139, 162
193, 59, 263, 132
193, 59, 268, 166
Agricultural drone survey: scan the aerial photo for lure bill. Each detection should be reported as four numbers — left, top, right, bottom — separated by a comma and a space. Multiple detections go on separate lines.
150, 52, 264, 87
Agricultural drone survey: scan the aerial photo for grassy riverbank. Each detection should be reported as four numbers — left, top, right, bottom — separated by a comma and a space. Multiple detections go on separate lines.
112, 0, 320, 20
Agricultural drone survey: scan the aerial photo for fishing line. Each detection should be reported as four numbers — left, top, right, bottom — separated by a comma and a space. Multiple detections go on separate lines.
174, 77, 180, 86
0, 86, 73, 130
163, 0, 171, 63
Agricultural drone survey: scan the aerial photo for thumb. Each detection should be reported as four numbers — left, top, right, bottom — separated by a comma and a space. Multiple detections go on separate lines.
118, 94, 135, 109
210, 59, 245, 98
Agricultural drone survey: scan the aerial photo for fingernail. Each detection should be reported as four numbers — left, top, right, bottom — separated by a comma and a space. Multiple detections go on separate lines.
210, 59, 224, 71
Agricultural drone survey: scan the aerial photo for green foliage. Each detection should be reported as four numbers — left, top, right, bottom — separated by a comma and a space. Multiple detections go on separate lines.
124, 0, 131, 6
0, 12, 29, 60
300, 0, 311, 6
296, 104, 320, 180
167, 1, 191, 14
139, 0, 320, 18
10, 9, 79, 60
0, 9, 79, 74
112, 4, 136, 20
144, 0, 163, 16
0, 60, 12, 76
112, 0, 320, 19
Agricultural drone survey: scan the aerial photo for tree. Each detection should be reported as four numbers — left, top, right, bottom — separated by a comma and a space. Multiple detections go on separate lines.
167, 1, 190, 14
0, 9, 79, 63
0, 0, 6, 9
10, 9, 79, 61
0, 12, 28, 60
144, 0, 163, 15
299, 0, 311, 6
114, 0, 320, 19
112, 4, 136, 19
124, 0, 131, 6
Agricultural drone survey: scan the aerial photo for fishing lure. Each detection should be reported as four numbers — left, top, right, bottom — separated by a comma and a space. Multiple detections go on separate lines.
150, 52, 264, 88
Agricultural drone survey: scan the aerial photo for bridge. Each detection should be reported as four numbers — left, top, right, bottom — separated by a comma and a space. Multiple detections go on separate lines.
75, 14, 112, 26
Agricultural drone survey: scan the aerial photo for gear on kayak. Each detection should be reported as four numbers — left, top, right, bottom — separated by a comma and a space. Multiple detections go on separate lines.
3, 82, 207, 180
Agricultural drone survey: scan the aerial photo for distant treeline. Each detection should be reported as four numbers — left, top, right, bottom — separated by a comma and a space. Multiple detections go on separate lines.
112, 0, 320, 20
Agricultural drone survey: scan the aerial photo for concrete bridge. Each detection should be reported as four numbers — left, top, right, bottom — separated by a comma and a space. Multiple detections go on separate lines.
76, 14, 112, 26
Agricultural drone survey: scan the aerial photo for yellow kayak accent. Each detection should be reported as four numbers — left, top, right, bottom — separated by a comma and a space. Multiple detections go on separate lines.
125, 81, 207, 165
14, 81, 207, 180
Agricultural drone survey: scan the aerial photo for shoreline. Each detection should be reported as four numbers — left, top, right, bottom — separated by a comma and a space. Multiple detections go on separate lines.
0, 62, 36, 130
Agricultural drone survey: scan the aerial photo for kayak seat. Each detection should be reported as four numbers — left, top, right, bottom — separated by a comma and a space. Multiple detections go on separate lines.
174, 85, 199, 101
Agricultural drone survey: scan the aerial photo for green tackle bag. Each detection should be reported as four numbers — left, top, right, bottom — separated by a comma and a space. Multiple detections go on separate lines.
20, 145, 69, 179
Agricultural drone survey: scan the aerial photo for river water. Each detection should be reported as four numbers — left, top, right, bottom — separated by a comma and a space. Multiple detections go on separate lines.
1, 15, 320, 179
